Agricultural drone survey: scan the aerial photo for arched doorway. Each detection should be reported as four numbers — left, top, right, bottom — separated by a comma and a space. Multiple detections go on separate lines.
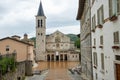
51, 54, 54, 61
56, 56, 59, 61
64, 54, 67, 61
47, 55, 50, 61
60, 54, 63, 61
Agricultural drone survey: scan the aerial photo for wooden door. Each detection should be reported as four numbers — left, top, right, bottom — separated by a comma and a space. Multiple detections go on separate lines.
116, 64, 120, 80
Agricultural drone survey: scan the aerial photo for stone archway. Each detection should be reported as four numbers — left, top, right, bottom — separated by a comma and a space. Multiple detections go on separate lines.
60, 54, 63, 61
47, 55, 50, 61
64, 54, 67, 61
56, 55, 59, 61
51, 54, 54, 61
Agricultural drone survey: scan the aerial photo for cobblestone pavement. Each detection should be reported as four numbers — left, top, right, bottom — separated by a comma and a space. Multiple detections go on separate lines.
25, 70, 48, 80
26, 61, 81, 80
68, 71, 82, 80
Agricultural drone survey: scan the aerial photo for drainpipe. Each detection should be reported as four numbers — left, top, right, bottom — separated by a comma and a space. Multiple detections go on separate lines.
89, 0, 93, 79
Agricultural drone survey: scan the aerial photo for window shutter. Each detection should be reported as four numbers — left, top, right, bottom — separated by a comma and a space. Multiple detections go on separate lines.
101, 53, 104, 70
109, 0, 113, 17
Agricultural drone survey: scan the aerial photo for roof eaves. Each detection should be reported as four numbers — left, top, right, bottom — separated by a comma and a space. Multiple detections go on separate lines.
76, 0, 86, 20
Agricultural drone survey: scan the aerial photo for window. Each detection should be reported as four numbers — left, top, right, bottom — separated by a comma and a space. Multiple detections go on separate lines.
100, 36, 103, 45
93, 52, 97, 66
38, 20, 40, 27
94, 38, 96, 45
113, 31, 119, 44
97, 5, 104, 25
96, 73, 98, 80
40, 20, 43, 27
117, 0, 120, 13
6, 45, 10, 52
41, 33, 43, 36
92, 15, 96, 29
38, 33, 40, 35
92, 0, 95, 4
101, 53, 104, 70
109, 0, 120, 17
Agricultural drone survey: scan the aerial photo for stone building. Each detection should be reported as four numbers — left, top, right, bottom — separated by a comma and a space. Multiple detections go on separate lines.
35, 1, 79, 62
76, 0, 92, 80
45, 30, 79, 61
91, 0, 120, 80
0, 34, 34, 79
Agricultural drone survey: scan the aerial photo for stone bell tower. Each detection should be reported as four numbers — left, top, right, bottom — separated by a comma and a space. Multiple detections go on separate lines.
35, 1, 46, 61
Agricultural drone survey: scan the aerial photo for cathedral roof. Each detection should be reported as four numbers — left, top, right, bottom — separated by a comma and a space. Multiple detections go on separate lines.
37, 1, 45, 16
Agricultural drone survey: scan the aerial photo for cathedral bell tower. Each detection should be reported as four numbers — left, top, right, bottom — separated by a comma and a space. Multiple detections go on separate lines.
36, 1, 46, 61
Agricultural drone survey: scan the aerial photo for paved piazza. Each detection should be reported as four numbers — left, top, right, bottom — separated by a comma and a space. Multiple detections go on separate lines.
26, 61, 81, 80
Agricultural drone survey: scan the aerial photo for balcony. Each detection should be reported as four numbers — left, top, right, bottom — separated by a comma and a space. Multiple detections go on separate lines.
109, 15, 118, 21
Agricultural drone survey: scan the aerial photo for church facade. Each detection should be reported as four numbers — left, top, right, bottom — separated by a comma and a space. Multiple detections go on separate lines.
35, 1, 79, 61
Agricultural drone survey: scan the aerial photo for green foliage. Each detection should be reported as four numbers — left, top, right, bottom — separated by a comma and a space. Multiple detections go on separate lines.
75, 38, 80, 48
0, 57, 16, 75
30, 37, 36, 48
29, 34, 80, 48
66, 34, 79, 42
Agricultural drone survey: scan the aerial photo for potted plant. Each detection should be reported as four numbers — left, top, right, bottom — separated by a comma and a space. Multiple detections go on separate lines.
112, 46, 120, 49
99, 45, 103, 48
91, 29, 95, 32
92, 46, 96, 48
97, 24, 103, 28
109, 15, 118, 21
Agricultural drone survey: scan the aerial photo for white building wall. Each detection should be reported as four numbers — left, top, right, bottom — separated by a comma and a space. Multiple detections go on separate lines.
91, 0, 120, 80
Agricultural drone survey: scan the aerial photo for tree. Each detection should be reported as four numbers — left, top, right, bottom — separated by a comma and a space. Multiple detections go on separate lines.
75, 38, 80, 48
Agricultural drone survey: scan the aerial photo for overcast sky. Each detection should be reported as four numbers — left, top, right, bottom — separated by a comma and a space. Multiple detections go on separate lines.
0, 0, 80, 38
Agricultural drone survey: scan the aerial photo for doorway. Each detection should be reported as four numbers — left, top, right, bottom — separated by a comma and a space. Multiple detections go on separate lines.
116, 64, 120, 80
64, 54, 67, 61
56, 56, 59, 61
47, 55, 50, 61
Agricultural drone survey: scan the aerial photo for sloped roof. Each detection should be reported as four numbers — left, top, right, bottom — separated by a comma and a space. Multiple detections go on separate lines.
76, 0, 86, 20
37, 1, 45, 16
0, 37, 33, 46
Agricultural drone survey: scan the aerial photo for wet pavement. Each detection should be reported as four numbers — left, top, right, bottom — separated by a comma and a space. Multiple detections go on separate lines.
26, 61, 82, 80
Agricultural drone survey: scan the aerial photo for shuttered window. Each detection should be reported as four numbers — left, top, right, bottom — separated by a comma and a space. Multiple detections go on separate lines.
109, 0, 119, 16
100, 36, 103, 45
94, 38, 96, 45
117, 0, 120, 14
92, 15, 96, 29
97, 5, 104, 25
101, 53, 104, 70
113, 31, 119, 44
93, 52, 97, 66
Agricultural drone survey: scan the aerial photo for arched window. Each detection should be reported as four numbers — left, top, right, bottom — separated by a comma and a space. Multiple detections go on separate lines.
41, 20, 43, 27
38, 20, 40, 27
